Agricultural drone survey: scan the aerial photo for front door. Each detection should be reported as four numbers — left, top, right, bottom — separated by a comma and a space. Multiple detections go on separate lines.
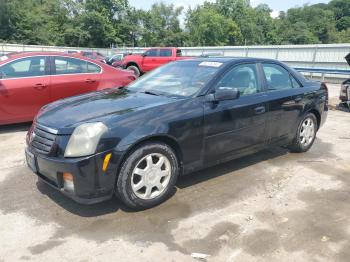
204, 63, 268, 164
0, 56, 50, 124
142, 49, 159, 72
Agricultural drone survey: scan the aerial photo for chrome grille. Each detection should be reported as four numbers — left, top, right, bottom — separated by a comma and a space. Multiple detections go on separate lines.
30, 124, 57, 155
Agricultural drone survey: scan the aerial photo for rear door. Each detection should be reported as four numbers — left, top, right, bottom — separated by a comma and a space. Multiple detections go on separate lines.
260, 63, 305, 144
142, 49, 159, 71
204, 63, 269, 163
0, 56, 50, 124
157, 49, 174, 65
49, 56, 101, 101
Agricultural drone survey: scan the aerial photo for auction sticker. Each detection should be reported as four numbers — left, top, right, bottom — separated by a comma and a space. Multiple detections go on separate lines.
199, 61, 223, 67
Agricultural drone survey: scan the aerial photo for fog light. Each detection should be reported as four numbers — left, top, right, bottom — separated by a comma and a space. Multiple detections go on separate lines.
63, 172, 74, 192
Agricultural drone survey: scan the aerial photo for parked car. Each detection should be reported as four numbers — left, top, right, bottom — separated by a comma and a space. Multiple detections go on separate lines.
64, 50, 80, 54
121, 47, 192, 77
0, 52, 136, 125
73, 51, 106, 63
25, 57, 328, 209
105, 53, 129, 66
339, 53, 350, 108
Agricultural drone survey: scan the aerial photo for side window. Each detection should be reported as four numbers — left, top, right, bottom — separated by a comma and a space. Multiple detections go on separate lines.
216, 63, 260, 96
159, 49, 172, 57
262, 63, 293, 91
0, 56, 46, 78
54, 57, 88, 75
145, 49, 158, 57
290, 75, 302, 88
87, 62, 101, 73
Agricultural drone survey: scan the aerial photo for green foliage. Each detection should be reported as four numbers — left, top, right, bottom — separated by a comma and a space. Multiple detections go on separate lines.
0, 0, 349, 47
186, 4, 243, 46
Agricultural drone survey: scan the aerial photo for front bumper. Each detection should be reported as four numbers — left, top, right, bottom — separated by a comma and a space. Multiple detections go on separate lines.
25, 148, 119, 204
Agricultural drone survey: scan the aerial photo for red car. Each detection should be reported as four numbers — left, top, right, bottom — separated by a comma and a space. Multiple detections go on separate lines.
73, 51, 106, 63
0, 52, 136, 125
121, 47, 192, 77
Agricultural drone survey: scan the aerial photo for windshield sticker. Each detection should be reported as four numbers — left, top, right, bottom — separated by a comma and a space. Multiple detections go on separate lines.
199, 61, 222, 67
0, 56, 8, 62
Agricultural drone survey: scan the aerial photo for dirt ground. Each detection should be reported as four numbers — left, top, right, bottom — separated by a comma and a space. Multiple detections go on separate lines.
0, 84, 349, 262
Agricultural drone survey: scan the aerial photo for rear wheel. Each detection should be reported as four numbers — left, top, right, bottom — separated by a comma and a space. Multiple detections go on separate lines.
126, 65, 141, 78
289, 113, 317, 153
116, 142, 179, 209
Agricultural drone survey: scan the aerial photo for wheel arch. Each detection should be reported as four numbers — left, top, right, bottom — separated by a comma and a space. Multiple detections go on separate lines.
115, 135, 184, 180
306, 108, 321, 130
126, 62, 140, 70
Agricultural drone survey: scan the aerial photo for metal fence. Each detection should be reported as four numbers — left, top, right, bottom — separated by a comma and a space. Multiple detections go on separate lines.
1, 43, 350, 81
114, 44, 350, 70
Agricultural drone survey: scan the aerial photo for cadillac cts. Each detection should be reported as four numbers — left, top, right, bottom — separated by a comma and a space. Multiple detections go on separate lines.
25, 58, 328, 209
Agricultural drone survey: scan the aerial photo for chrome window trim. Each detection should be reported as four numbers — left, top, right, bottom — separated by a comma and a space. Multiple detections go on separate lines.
0, 54, 103, 80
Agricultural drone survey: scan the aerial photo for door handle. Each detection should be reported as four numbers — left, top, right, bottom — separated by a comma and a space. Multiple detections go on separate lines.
85, 79, 96, 83
34, 83, 47, 90
254, 106, 266, 115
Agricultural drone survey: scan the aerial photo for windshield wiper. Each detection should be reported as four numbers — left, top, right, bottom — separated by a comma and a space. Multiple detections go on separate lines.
141, 90, 161, 96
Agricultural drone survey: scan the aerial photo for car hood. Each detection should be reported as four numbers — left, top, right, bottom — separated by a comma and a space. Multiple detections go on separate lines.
36, 88, 174, 133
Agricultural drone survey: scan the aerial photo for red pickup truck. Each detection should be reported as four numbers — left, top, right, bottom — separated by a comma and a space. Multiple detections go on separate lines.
121, 47, 191, 77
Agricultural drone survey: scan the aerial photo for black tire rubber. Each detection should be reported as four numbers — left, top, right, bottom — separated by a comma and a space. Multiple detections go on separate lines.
288, 113, 318, 153
126, 65, 141, 78
116, 142, 179, 210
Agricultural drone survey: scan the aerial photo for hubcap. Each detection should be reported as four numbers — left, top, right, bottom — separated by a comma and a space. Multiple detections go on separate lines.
131, 153, 171, 200
299, 117, 315, 147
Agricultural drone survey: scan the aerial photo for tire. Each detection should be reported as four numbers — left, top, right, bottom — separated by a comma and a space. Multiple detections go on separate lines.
126, 65, 141, 78
116, 142, 179, 210
289, 113, 318, 153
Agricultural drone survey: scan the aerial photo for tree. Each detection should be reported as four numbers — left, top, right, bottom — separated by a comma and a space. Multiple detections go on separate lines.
186, 4, 242, 46
140, 3, 185, 46
0, 0, 348, 47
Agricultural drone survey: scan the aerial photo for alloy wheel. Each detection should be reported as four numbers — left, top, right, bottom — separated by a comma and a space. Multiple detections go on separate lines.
131, 153, 172, 200
299, 117, 315, 147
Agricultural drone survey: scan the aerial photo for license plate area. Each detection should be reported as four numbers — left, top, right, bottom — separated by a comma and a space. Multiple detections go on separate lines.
25, 149, 37, 173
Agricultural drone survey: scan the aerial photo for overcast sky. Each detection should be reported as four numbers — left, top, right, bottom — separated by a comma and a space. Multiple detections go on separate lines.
129, 0, 330, 15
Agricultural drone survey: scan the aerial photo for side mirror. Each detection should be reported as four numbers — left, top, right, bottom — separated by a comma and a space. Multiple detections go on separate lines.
212, 88, 240, 101
0, 71, 4, 79
141, 53, 147, 57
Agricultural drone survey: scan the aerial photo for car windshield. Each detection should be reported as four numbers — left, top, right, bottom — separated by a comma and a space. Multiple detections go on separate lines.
127, 61, 222, 97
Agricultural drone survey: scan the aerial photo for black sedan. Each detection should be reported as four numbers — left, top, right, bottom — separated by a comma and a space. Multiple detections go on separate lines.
25, 57, 328, 209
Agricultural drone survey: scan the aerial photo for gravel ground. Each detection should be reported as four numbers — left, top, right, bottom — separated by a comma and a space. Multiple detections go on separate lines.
0, 84, 349, 262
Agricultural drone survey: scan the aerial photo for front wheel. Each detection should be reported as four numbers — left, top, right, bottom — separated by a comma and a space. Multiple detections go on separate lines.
116, 142, 179, 209
289, 113, 317, 153
126, 65, 141, 78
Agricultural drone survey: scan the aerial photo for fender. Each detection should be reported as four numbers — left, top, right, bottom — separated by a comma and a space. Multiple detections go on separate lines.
114, 123, 173, 152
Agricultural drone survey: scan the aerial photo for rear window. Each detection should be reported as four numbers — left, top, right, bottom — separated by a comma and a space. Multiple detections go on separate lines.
54, 57, 101, 74
159, 49, 172, 57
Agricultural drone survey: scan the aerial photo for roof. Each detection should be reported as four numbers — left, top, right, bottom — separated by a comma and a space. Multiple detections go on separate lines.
0, 51, 104, 65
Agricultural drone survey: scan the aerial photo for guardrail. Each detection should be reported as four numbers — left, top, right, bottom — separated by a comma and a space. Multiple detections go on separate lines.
295, 67, 350, 81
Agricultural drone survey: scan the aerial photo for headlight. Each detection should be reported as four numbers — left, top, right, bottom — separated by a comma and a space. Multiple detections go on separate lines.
64, 122, 108, 158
